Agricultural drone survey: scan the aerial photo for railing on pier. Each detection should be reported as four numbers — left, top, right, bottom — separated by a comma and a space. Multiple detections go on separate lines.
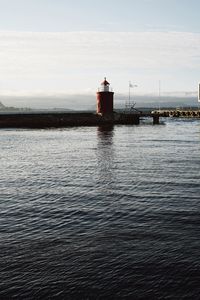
151, 109, 200, 118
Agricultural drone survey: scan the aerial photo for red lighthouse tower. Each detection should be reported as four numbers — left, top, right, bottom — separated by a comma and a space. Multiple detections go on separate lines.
96, 78, 114, 115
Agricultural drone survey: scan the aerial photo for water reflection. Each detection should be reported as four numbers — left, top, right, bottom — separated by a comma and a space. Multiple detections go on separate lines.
97, 125, 114, 143
96, 126, 116, 193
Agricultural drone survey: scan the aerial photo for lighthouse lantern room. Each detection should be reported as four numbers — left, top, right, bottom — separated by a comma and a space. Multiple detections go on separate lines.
96, 78, 114, 115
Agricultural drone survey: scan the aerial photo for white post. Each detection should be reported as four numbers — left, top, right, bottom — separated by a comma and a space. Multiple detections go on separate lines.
158, 80, 161, 111
129, 81, 133, 109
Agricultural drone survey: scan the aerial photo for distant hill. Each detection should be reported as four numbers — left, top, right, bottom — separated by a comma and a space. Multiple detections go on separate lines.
114, 95, 199, 109
0, 101, 5, 109
0, 99, 31, 112
0, 94, 199, 111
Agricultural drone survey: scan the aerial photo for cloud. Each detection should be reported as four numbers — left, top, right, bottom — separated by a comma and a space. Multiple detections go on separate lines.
0, 30, 200, 94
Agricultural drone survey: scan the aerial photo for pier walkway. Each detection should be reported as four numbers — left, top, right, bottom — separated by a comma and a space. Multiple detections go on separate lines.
152, 109, 200, 118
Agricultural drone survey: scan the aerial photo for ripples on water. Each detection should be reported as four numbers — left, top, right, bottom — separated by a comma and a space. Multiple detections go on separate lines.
0, 119, 200, 299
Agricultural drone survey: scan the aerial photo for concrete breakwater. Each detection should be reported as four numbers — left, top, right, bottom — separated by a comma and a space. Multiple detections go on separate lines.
0, 111, 159, 128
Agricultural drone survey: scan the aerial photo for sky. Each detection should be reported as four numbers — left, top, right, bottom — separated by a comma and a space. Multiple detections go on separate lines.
0, 0, 200, 103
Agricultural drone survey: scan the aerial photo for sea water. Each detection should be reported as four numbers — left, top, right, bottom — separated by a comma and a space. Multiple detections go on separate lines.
0, 118, 200, 299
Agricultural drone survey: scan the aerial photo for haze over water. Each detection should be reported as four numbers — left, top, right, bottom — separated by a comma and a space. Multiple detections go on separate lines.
0, 119, 200, 299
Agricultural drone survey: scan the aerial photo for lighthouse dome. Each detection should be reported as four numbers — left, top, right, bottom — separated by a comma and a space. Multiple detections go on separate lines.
101, 77, 110, 86
99, 77, 112, 92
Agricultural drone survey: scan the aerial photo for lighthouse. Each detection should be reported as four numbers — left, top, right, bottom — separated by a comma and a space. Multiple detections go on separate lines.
96, 78, 114, 115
